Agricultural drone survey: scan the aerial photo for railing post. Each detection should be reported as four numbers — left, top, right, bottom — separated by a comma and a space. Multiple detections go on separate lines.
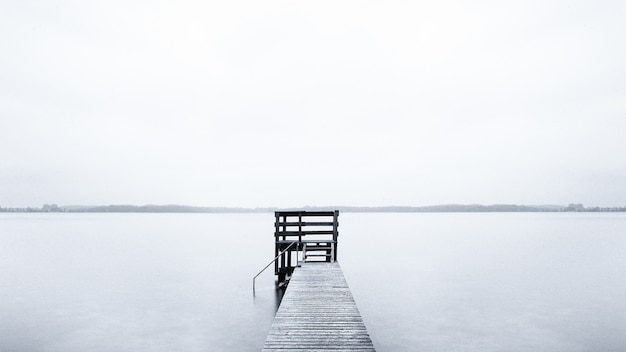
333, 210, 339, 261
274, 212, 280, 275
281, 214, 287, 274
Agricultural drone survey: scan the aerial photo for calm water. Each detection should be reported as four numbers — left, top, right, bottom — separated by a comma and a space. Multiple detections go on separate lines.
1, 213, 625, 351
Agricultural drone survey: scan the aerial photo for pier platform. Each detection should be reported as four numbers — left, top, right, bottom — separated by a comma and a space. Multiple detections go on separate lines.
262, 262, 375, 351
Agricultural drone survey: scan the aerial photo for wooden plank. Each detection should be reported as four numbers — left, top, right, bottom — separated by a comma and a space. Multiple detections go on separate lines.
276, 230, 336, 235
277, 240, 336, 244
276, 221, 336, 227
275, 211, 337, 217
262, 262, 376, 351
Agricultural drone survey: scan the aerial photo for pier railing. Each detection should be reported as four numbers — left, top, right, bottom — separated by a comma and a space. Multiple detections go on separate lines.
274, 210, 339, 284
253, 240, 298, 294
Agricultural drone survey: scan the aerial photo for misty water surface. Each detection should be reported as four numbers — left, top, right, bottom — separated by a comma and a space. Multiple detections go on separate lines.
1, 213, 625, 351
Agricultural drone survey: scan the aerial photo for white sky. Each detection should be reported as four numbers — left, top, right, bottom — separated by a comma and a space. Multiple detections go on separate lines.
1, 0, 625, 208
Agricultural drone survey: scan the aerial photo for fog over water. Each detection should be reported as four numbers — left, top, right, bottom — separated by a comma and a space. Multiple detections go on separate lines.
2, 213, 625, 351
2, 1, 626, 208
3, 2, 625, 350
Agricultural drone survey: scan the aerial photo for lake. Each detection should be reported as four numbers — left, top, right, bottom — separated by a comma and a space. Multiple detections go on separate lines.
1, 212, 625, 351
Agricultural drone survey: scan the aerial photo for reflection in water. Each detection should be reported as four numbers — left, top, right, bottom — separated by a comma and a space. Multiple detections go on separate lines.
253, 280, 285, 313
273, 285, 286, 312
266, 281, 286, 313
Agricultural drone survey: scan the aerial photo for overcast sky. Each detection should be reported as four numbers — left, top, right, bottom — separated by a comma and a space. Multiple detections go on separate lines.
1, 0, 625, 208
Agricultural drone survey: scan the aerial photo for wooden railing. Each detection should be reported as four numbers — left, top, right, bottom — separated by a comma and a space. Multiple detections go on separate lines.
253, 240, 298, 294
274, 210, 339, 284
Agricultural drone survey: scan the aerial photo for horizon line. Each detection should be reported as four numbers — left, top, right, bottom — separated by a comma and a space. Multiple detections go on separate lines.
2, 203, 625, 213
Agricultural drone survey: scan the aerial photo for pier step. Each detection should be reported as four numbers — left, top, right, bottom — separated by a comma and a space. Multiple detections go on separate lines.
303, 242, 334, 263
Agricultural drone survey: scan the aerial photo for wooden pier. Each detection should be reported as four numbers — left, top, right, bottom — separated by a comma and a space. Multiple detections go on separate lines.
259, 211, 376, 351
273, 211, 339, 284
262, 262, 375, 351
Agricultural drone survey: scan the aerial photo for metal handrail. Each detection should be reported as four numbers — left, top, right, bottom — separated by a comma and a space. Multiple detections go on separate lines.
253, 240, 298, 294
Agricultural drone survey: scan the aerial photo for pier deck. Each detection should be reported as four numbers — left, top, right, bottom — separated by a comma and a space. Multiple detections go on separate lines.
262, 262, 375, 351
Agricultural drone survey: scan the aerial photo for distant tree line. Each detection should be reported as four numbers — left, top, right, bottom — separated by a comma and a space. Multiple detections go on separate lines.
0, 204, 64, 212
2, 203, 626, 213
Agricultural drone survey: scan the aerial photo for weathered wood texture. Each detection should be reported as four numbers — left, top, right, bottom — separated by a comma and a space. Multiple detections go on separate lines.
263, 262, 376, 351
